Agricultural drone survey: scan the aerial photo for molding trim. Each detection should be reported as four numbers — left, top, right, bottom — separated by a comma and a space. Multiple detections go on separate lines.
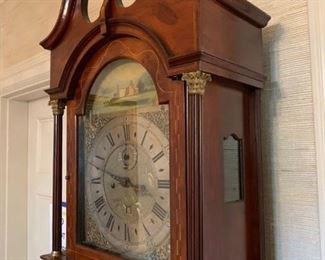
0, 51, 50, 100
0, 52, 51, 259
216, 0, 271, 28
308, 1, 325, 259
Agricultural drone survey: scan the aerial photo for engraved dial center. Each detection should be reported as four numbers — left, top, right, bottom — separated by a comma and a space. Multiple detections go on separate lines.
104, 142, 156, 224
86, 114, 170, 258
119, 144, 138, 170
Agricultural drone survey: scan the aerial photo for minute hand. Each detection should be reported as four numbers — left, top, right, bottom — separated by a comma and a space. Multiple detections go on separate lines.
124, 179, 153, 197
102, 169, 129, 186
89, 162, 129, 186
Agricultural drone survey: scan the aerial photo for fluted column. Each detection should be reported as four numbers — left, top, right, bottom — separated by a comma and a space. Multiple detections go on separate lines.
48, 99, 66, 258
182, 71, 211, 260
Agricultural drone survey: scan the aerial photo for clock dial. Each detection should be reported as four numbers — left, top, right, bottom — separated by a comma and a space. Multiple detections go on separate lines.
78, 59, 170, 259
86, 114, 170, 257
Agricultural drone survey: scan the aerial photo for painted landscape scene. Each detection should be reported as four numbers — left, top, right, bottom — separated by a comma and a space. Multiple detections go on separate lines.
88, 59, 158, 115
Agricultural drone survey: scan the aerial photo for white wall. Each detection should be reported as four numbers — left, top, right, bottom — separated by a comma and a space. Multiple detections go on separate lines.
0, 0, 103, 71
0, 0, 61, 69
6, 102, 29, 259
250, 0, 321, 259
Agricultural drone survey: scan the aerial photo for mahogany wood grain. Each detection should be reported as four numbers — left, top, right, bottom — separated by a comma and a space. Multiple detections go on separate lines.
215, 0, 270, 28
201, 78, 262, 260
41, 0, 270, 100
202, 80, 245, 260
186, 91, 204, 260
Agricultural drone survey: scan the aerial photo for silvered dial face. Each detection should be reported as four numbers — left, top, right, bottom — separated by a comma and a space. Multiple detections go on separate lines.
86, 114, 170, 258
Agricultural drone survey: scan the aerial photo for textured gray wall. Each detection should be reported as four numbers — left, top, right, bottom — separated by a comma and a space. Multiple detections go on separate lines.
250, 1, 321, 259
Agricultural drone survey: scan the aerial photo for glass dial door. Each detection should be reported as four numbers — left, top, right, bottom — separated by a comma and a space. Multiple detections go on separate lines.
78, 59, 171, 260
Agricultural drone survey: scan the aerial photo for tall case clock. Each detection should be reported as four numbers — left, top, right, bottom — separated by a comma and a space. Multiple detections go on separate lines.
40, 0, 270, 259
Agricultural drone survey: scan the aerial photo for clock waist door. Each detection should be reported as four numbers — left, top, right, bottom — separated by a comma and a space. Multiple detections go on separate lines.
202, 81, 261, 260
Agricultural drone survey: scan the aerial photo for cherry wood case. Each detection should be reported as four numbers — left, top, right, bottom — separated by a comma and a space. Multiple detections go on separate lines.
41, 0, 270, 259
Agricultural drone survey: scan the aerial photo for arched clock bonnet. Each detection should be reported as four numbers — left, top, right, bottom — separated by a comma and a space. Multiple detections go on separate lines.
40, 0, 270, 259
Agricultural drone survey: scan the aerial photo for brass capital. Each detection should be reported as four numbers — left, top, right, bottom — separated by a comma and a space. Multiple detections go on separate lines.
181, 71, 212, 96
49, 99, 66, 116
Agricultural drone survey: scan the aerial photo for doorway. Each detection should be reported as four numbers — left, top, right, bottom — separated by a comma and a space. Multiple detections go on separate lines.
0, 90, 66, 259
27, 97, 66, 259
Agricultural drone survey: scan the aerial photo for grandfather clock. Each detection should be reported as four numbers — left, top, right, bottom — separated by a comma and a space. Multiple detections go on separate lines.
40, 0, 270, 259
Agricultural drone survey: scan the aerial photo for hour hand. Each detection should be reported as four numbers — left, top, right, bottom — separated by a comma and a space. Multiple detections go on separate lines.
127, 180, 151, 196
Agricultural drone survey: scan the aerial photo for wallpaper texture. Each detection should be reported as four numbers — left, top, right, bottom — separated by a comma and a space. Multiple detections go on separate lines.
250, 1, 320, 259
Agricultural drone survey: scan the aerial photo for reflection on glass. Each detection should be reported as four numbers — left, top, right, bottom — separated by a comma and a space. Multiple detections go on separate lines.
223, 134, 243, 203
78, 59, 170, 259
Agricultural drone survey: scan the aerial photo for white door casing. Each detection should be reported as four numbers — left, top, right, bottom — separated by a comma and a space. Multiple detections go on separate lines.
28, 97, 53, 259
27, 97, 67, 259
27, 98, 53, 259
0, 52, 67, 260
0, 52, 51, 260
0, 98, 28, 260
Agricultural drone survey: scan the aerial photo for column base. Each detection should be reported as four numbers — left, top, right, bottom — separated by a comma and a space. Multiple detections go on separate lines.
40, 251, 67, 260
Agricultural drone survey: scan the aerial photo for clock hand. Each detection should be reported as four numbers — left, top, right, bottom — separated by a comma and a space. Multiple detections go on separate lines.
126, 180, 151, 196
126, 180, 145, 190
89, 162, 151, 194
104, 170, 129, 187
88, 162, 129, 187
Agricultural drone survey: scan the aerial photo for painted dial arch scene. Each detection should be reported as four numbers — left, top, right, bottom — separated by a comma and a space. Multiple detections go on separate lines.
78, 59, 171, 259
